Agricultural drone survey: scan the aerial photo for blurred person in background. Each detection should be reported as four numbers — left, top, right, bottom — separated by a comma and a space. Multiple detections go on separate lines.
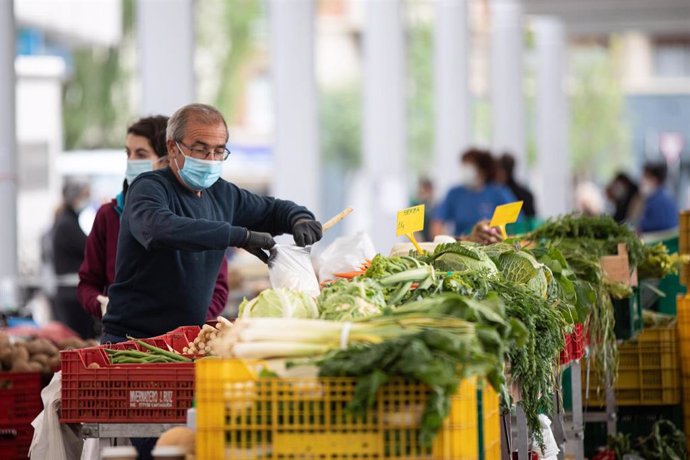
77, 116, 230, 320
431, 148, 516, 240
638, 162, 678, 233
496, 153, 536, 218
412, 178, 434, 241
52, 179, 98, 339
605, 172, 641, 224
575, 181, 605, 216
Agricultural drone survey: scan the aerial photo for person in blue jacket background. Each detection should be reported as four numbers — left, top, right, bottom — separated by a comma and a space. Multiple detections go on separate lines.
431, 148, 516, 239
638, 161, 678, 233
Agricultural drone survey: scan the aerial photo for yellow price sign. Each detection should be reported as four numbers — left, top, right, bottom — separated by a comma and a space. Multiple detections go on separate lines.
489, 201, 523, 239
396, 204, 425, 253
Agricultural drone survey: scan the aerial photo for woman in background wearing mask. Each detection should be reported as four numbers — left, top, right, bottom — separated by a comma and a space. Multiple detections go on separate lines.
431, 148, 516, 241
77, 116, 229, 319
638, 162, 679, 233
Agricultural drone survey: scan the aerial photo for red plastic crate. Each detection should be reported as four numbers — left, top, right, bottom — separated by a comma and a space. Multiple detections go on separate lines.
0, 372, 42, 423
0, 373, 41, 460
0, 423, 35, 460
60, 326, 200, 423
560, 323, 585, 364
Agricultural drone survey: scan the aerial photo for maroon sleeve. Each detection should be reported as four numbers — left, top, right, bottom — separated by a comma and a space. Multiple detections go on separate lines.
77, 204, 112, 318
206, 256, 229, 320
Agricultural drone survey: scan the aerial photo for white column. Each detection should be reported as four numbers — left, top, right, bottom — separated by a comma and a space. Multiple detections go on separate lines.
534, 17, 570, 217
0, 0, 17, 309
137, 0, 195, 116
434, 0, 471, 197
490, 0, 526, 179
361, 0, 407, 252
269, 0, 319, 214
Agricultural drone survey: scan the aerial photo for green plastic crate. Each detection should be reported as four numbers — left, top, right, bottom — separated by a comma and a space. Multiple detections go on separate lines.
613, 290, 642, 341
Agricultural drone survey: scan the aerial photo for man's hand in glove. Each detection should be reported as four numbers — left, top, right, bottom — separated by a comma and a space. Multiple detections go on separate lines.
292, 219, 323, 247
242, 230, 276, 263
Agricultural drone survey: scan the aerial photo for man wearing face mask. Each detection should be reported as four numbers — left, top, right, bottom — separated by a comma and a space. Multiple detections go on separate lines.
638, 162, 678, 233
52, 179, 99, 339
431, 148, 516, 241
78, 116, 230, 323
102, 103, 322, 342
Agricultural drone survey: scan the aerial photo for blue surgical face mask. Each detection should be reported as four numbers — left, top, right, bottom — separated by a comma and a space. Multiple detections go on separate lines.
174, 145, 223, 191
125, 159, 153, 185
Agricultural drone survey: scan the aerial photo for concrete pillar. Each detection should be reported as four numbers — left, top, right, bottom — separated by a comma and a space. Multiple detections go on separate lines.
0, 0, 17, 309
434, 0, 471, 198
269, 0, 320, 214
361, 0, 407, 252
490, 0, 526, 179
137, 0, 195, 116
534, 17, 570, 217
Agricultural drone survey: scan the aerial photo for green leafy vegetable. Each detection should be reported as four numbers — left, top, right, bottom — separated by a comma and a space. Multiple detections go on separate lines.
318, 279, 386, 320
239, 288, 319, 319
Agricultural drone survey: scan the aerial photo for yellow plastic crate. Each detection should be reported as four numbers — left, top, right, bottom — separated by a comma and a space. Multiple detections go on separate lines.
677, 296, 690, 376
584, 323, 680, 406
196, 358, 499, 460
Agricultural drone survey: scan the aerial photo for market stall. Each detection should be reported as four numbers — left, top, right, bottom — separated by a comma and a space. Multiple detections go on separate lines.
5, 212, 689, 460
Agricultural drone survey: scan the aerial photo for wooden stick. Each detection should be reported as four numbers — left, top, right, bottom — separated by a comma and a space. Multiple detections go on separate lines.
323, 207, 353, 232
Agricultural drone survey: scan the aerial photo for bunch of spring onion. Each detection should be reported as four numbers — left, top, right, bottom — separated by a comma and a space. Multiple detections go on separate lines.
209, 309, 477, 360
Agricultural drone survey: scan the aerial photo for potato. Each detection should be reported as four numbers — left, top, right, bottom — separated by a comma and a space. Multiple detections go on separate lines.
24, 341, 42, 355
87, 362, 101, 369
26, 362, 43, 373
11, 360, 32, 373
13, 344, 29, 363
0, 347, 14, 369
48, 355, 61, 370
31, 353, 49, 366
35, 338, 59, 356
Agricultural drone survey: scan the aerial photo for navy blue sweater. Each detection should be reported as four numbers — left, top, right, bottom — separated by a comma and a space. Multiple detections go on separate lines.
103, 168, 313, 338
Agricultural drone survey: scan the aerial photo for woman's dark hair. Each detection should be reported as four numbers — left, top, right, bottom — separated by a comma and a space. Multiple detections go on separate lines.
127, 115, 169, 158
643, 162, 667, 185
461, 148, 497, 182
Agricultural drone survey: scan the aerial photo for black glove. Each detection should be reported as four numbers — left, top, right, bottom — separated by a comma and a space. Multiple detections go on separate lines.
292, 219, 323, 247
242, 230, 276, 263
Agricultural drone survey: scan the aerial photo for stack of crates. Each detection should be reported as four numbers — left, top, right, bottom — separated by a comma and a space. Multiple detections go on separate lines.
677, 295, 690, 439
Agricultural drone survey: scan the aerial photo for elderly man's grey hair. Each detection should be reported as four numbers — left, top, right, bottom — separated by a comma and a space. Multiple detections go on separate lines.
166, 103, 228, 142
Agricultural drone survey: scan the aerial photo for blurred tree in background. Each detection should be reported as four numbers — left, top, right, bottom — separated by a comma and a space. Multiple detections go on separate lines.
407, 20, 434, 176
319, 86, 361, 170
569, 40, 630, 180
196, 0, 262, 123
63, 0, 134, 150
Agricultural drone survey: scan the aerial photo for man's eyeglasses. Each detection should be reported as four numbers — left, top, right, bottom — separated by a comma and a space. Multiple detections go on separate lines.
176, 141, 231, 161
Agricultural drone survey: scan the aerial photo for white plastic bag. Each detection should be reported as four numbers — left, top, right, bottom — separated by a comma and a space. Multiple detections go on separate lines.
531, 414, 560, 460
30, 372, 83, 460
316, 232, 376, 282
268, 245, 320, 297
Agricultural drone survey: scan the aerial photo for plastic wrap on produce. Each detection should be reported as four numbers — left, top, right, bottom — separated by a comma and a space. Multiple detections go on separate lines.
268, 244, 320, 296
316, 231, 376, 282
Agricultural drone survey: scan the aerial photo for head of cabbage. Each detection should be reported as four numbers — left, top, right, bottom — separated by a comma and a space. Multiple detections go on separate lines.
485, 244, 550, 298
428, 242, 498, 275
239, 288, 319, 319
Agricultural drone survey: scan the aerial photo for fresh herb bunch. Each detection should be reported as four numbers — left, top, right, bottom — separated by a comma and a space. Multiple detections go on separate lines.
437, 270, 566, 445
530, 214, 645, 267
536, 238, 618, 389
638, 242, 688, 280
